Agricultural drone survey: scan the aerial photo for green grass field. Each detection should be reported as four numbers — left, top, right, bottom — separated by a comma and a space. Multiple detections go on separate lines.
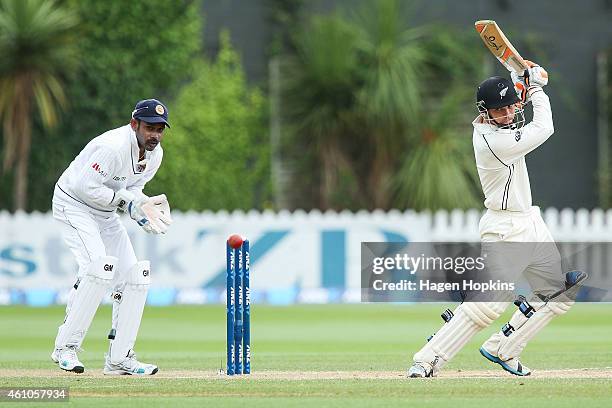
0, 304, 610, 407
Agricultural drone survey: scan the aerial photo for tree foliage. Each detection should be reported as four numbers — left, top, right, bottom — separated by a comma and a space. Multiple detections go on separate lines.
0, 0, 78, 210
60, 0, 202, 130
394, 88, 482, 210
147, 32, 271, 211
279, 0, 486, 210
0, 0, 203, 211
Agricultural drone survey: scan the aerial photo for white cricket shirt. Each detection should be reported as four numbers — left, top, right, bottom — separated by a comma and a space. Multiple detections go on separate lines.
54, 124, 163, 215
472, 89, 554, 212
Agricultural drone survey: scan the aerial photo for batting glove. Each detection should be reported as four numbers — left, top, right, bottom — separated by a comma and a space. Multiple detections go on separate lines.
523, 60, 549, 88
511, 70, 528, 103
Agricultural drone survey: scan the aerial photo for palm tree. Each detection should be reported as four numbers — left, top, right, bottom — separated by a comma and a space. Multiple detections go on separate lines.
279, 0, 486, 211
393, 88, 482, 210
0, 0, 78, 211
280, 15, 364, 209
281, 1, 426, 210
351, 0, 426, 209
393, 27, 487, 210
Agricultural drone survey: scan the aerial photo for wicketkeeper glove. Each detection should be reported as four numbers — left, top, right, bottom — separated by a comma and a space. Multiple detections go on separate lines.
147, 194, 173, 232
112, 189, 172, 234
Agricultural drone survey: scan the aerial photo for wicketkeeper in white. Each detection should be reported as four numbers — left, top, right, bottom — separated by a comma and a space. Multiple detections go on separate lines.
408, 61, 585, 378
51, 99, 172, 375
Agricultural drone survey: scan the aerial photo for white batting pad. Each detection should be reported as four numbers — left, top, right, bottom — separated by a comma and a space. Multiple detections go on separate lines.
54, 256, 117, 348
109, 261, 151, 363
414, 302, 507, 372
497, 300, 572, 360
482, 296, 546, 354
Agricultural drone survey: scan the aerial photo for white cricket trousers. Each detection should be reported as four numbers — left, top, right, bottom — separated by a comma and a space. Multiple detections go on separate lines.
479, 206, 564, 296
52, 201, 138, 283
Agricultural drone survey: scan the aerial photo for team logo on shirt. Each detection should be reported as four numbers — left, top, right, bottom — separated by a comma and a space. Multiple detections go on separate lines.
91, 162, 108, 177
136, 158, 148, 172
515, 130, 522, 141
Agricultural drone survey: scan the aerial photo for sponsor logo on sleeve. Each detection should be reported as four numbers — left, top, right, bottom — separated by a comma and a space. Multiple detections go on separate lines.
91, 163, 108, 177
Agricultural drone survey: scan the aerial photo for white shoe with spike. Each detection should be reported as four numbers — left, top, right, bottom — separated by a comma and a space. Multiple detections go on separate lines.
103, 350, 158, 376
407, 362, 434, 378
52, 345, 84, 373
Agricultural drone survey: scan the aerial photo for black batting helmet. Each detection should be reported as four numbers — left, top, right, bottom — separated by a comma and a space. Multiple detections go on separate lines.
476, 76, 519, 110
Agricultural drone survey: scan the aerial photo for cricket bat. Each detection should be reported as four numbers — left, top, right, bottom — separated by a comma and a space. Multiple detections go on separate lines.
474, 20, 529, 73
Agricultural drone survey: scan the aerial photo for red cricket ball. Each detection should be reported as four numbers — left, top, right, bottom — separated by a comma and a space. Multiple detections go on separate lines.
227, 234, 244, 249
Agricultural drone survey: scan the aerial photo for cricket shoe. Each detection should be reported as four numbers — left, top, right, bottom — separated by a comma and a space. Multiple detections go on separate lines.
52, 345, 85, 373
479, 346, 531, 376
407, 362, 434, 378
103, 350, 158, 375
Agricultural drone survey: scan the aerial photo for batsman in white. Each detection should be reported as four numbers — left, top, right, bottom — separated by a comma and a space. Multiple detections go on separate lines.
408, 62, 582, 377
50, 99, 173, 375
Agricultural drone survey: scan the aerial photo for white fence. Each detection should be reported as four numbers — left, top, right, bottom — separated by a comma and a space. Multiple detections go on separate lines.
0, 208, 610, 305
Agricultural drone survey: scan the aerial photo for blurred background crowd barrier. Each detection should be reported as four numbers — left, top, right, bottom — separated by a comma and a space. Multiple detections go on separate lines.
1, 208, 611, 306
